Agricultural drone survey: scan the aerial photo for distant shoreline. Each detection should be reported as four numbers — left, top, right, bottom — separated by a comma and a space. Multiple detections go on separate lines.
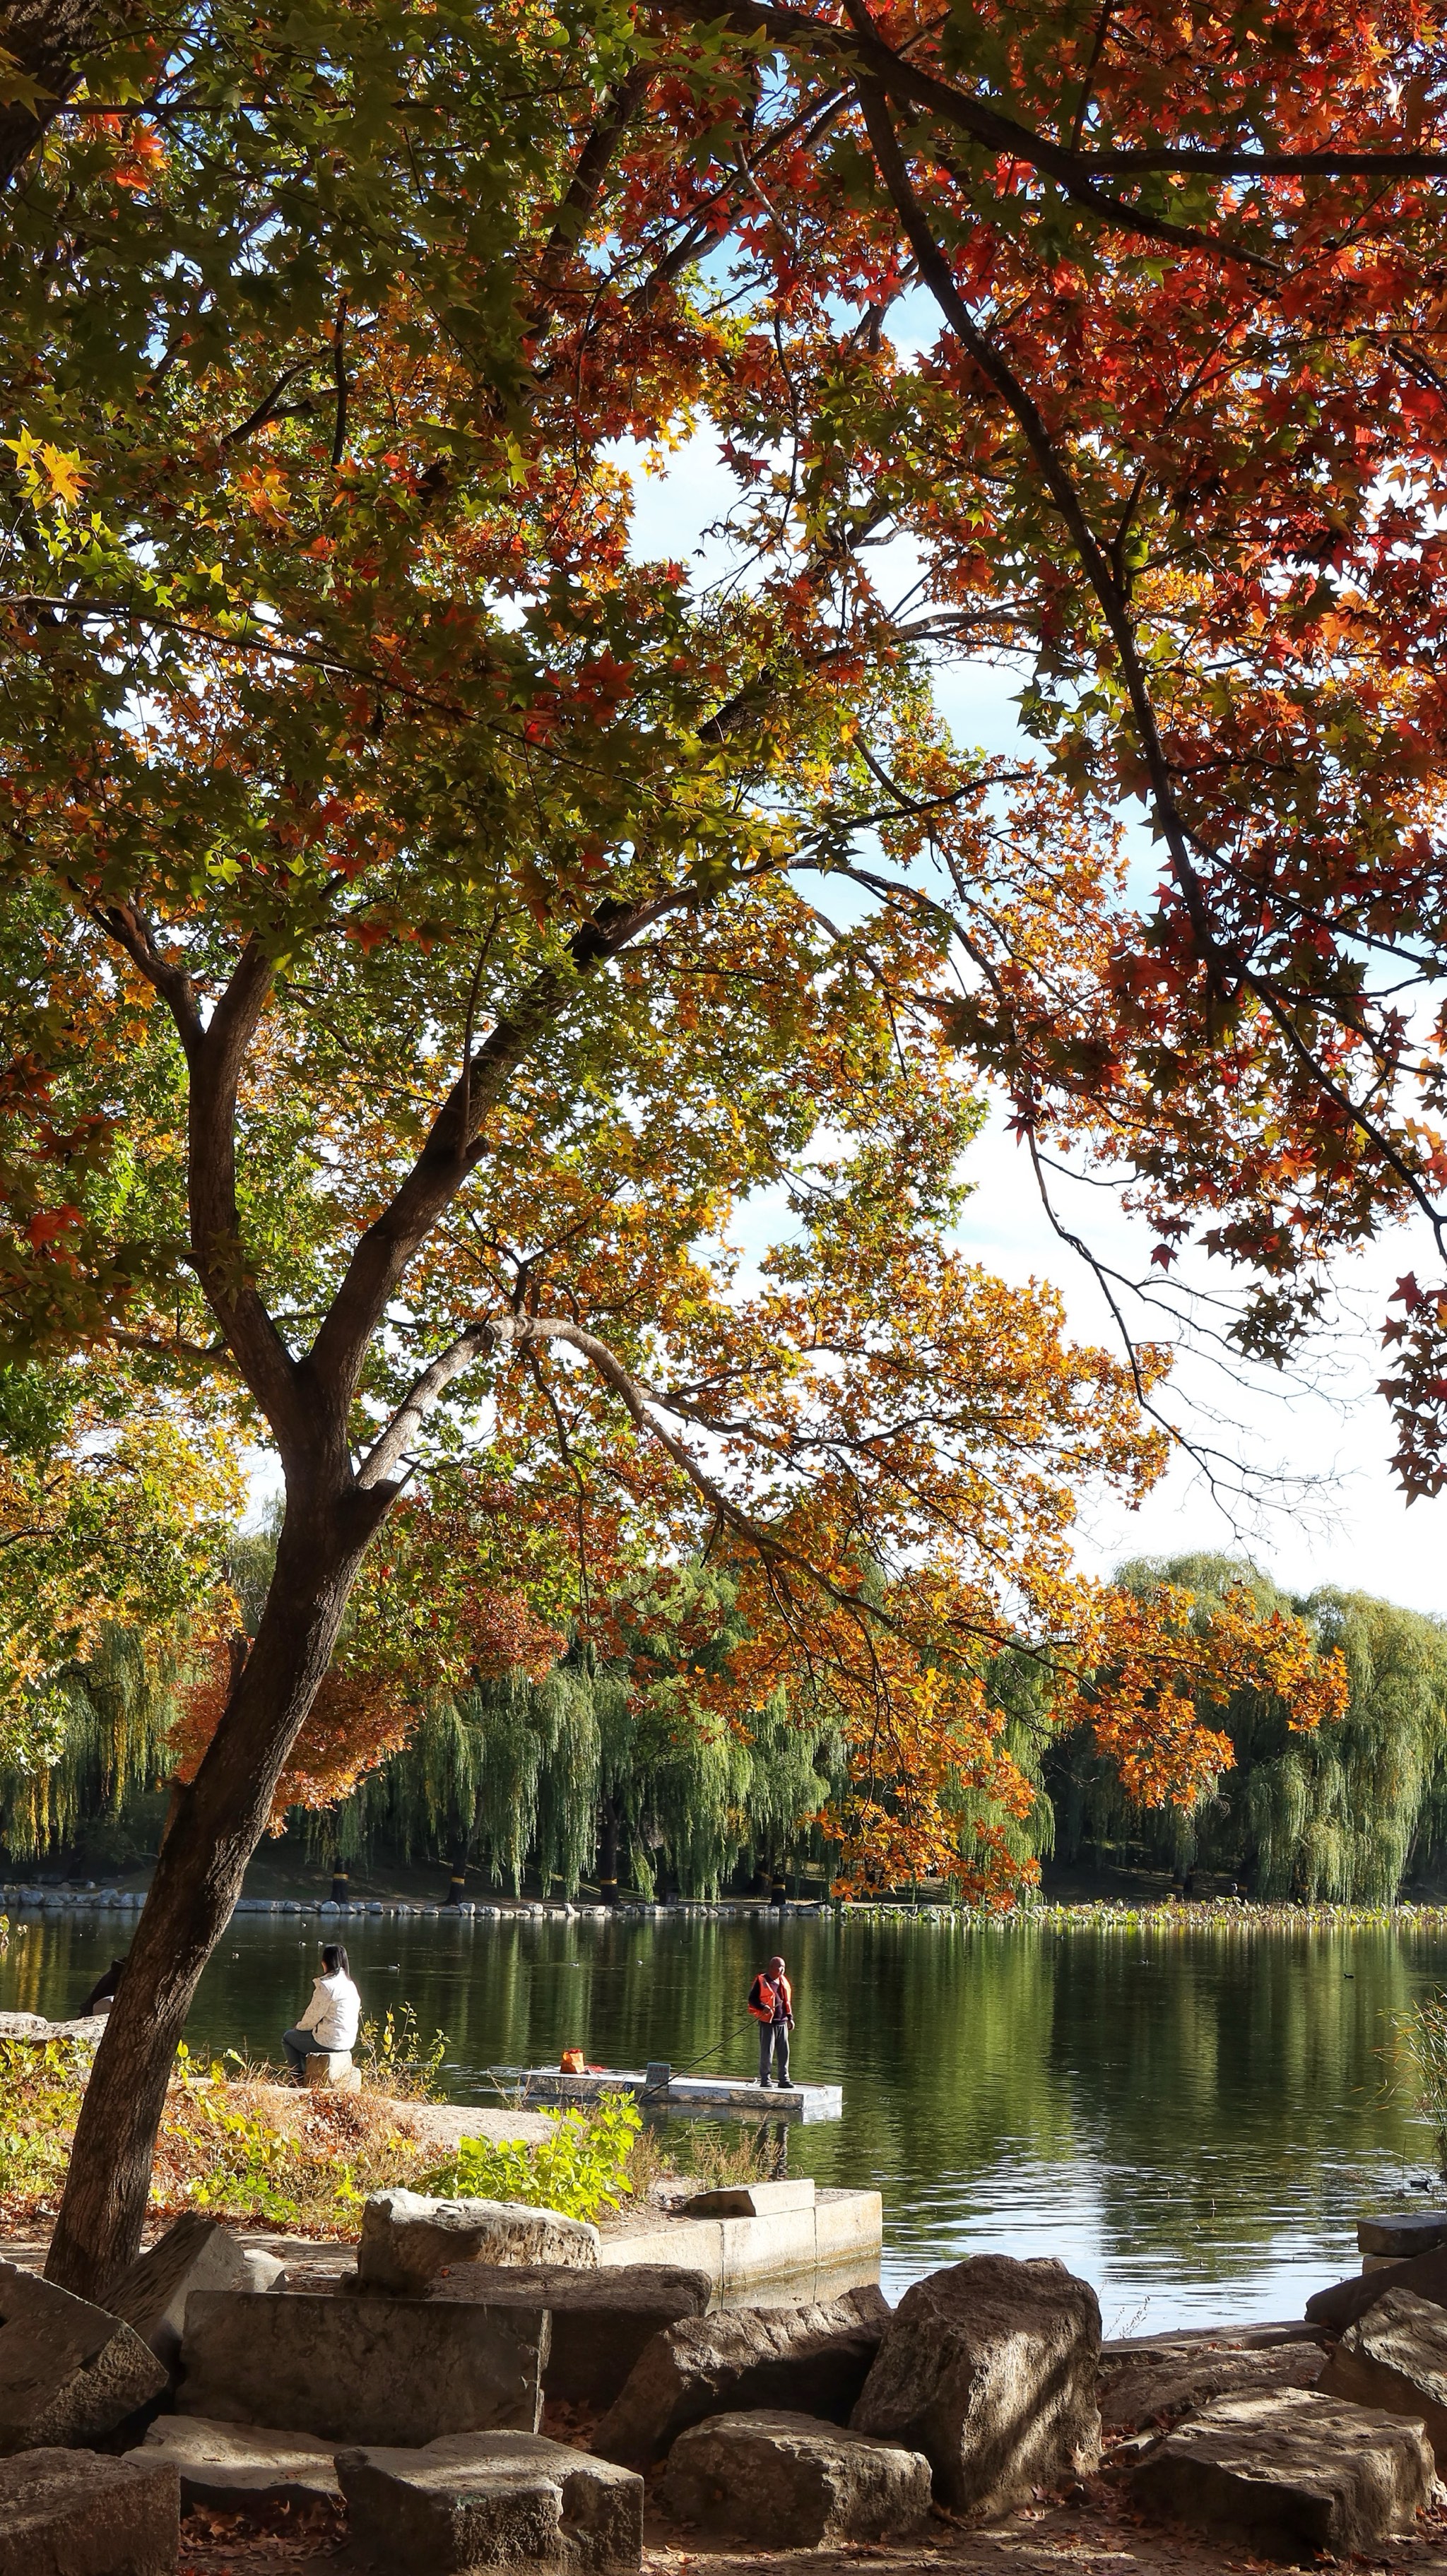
7, 1886, 1447, 1930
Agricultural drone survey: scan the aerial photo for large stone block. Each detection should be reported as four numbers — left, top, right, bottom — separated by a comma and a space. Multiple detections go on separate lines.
338, 2429, 642, 2574
1306, 2242, 1447, 2334
0, 2264, 168, 2455
594, 2286, 890, 2468
178, 2286, 548, 2445
1320, 2285, 1447, 2455
1359, 2210, 1447, 2259
681, 2181, 815, 2220
417, 2265, 712, 2406
305, 2051, 360, 2093
1131, 2388, 1433, 2557
358, 2190, 599, 2291
105, 2213, 254, 2368
1103, 2339, 1326, 2430
0, 2446, 179, 2576
138, 2413, 341, 2509
661, 2409, 931, 2545
851, 2253, 1100, 2517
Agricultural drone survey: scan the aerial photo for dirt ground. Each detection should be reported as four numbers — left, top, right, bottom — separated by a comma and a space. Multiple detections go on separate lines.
169, 2472, 1447, 2576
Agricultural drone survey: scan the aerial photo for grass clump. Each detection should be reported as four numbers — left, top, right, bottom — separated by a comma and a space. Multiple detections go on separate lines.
356, 2003, 447, 2101
1395, 1986, 1447, 2182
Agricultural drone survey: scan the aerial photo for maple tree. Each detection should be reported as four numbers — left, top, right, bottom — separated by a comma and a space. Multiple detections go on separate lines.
615, 0, 1447, 1491
0, 0, 1423, 2296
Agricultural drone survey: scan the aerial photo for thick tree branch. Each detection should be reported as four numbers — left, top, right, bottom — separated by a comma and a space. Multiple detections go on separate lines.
305, 886, 697, 1422
356, 1321, 497, 1489
87, 908, 307, 1456
0, 0, 103, 187
531, 65, 654, 333
657, 0, 1447, 230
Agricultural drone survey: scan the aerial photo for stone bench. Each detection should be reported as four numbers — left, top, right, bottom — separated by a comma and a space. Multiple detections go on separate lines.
305, 2050, 360, 2091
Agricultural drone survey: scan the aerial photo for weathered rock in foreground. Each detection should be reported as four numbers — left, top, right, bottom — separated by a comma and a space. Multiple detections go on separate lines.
1103, 2339, 1326, 2430
105, 2213, 254, 2368
1319, 2285, 1447, 2454
1131, 2388, 1433, 2558
417, 2265, 713, 2405
139, 2413, 341, 2508
357, 2190, 598, 2292
179, 2286, 547, 2445
851, 2253, 1100, 2517
338, 2429, 642, 2574
0, 2446, 179, 2576
1306, 2242, 1447, 2334
0, 2263, 168, 2455
661, 2409, 932, 2546
593, 2286, 890, 2468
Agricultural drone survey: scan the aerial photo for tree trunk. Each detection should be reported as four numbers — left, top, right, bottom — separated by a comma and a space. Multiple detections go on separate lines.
0, 0, 106, 186
45, 1480, 385, 2299
596, 1795, 619, 1904
443, 1832, 470, 1906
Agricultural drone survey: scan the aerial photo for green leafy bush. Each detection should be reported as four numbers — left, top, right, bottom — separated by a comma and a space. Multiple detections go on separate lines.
423, 2096, 641, 2221
0, 2036, 86, 2202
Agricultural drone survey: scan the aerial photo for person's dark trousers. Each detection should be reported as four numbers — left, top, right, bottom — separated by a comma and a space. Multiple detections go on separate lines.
282, 2026, 314, 2079
758, 2020, 791, 2087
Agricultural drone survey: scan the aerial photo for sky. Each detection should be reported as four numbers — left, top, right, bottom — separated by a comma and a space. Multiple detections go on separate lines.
620, 430, 1447, 1620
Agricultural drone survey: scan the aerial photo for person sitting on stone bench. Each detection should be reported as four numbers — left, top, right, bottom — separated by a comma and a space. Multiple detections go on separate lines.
282, 1942, 361, 2082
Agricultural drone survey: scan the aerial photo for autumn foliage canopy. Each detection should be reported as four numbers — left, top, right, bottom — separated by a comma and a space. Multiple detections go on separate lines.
8, 0, 1443, 1909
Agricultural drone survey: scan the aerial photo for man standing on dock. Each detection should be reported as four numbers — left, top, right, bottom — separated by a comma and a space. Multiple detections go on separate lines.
748, 1952, 793, 2088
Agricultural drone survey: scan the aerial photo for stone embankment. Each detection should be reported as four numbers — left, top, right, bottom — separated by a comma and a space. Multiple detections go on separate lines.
16, 2191, 1447, 2572
0, 1884, 834, 1922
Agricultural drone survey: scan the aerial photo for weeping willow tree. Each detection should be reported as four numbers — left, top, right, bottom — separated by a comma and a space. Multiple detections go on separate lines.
322, 1654, 841, 1903
964, 1643, 1058, 1887
1044, 1555, 1447, 1901
0, 1624, 188, 1861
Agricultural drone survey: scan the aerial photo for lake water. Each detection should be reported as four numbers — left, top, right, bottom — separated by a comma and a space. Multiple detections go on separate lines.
5, 1906, 1444, 2334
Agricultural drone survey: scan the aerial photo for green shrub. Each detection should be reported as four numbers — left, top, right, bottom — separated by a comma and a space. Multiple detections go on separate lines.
423, 2096, 641, 2221
357, 2003, 447, 2102
0, 2036, 86, 2202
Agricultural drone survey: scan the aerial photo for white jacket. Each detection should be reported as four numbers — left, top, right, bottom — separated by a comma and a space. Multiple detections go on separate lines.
297, 1971, 360, 2052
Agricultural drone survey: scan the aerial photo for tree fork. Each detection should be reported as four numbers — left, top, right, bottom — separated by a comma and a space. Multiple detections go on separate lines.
45, 1483, 389, 2298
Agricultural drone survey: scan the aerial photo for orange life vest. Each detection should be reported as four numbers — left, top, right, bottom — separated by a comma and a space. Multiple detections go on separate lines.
748, 1971, 792, 2023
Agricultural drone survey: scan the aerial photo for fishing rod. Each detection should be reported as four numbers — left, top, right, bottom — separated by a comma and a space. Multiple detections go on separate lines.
671, 2013, 758, 2076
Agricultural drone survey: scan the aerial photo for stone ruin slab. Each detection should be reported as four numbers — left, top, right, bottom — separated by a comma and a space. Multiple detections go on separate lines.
337, 2428, 642, 2574
1320, 2284, 1447, 2455
357, 2190, 598, 2292
1102, 2337, 1327, 2430
1308, 2240, 1447, 2334
179, 2284, 548, 2446
409, 2264, 713, 2406
1130, 2387, 1433, 2557
851, 2252, 1100, 2518
1359, 2209, 1447, 2259
661, 2407, 932, 2545
594, 2285, 889, 2468
105, 2212, 254, 2368
0, 2445, 179, 2576
0, 2262, 167, 2455
680, 2180, 815, 2220
138, 2412, 341, 2509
